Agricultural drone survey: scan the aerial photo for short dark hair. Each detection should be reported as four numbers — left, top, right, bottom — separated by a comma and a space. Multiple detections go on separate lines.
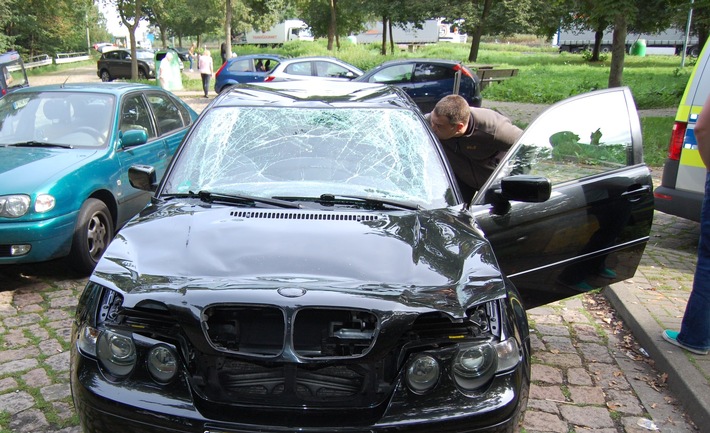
433, 95, 470, 126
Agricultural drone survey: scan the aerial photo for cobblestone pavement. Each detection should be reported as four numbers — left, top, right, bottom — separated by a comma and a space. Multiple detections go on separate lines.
0, 208, 699, 432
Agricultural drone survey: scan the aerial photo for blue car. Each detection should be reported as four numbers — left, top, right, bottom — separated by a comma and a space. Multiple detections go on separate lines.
214, 54, 285, 93
0, 83, 198, 273
356, 58, 482, 113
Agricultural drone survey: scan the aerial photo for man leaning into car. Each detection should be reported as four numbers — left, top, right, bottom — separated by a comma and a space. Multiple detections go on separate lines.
427, 95, 523, 201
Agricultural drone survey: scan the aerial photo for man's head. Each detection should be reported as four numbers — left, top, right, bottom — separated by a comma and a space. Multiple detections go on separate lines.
430, 95, 471, 140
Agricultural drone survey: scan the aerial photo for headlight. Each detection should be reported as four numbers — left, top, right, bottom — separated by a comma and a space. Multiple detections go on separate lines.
0, 194, 30, 217
34, 194, 55, 213
147, 345, 178, 383
405, 354, 440, 393
453, 343, 497, 390
97, 330, 137, 378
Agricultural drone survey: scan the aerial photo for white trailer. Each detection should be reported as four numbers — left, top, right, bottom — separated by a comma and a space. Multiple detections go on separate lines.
234, 19, 314, 45
354, 19, 467, 45
555, 28, 699, 56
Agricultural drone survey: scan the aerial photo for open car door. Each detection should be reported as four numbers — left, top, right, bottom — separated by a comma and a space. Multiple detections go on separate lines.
470, 87, 654, 309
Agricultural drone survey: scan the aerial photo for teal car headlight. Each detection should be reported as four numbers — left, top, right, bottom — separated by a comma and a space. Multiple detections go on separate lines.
0, 194, 30, 217
35, 194, 55, 213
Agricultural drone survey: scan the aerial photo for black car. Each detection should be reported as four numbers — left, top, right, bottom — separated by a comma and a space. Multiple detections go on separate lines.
356, 58, 482, 113
97, 48, 156, 81
70, 81, 653, 432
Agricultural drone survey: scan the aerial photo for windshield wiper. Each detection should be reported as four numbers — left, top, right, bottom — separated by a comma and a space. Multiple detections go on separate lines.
163, 190, 301, 209
274, 194, 421, 211
8, 141, 73, 149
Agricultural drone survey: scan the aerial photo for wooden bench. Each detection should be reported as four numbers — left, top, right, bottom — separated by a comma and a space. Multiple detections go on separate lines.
477, 68, 519, 90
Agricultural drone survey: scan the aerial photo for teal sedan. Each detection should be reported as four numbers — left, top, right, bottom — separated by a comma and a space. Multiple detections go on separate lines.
0, 83, 198, 274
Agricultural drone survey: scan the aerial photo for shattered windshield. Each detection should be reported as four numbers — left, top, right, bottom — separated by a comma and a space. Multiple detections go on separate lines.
163, 106, 455, 209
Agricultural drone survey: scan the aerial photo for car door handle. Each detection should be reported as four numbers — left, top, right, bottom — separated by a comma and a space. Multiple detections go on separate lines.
621, 185, 651, 202
158, 150, 167, 159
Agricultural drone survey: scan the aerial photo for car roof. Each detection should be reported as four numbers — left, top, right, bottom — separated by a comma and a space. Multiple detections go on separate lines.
10, 82, 163, 96
230, 54, 285, 61
377, 58, 463, 66
213, 81, 419, 110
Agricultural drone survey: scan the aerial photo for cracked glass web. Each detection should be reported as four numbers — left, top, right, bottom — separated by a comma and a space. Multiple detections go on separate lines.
164, 106, 454, 208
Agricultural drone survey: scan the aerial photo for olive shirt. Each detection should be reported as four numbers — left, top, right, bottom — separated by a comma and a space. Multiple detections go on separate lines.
427, 107, 523, 194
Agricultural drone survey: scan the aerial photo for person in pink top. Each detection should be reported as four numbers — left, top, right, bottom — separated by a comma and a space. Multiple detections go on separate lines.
198, 46, 214, 98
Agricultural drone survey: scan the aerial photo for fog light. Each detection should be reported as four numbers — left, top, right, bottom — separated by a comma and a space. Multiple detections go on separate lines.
10, 245, 31, 256
453, 343, 497, 390
405, 354, 440, 393
147, 345, 178, 383
97, 330, 136, 378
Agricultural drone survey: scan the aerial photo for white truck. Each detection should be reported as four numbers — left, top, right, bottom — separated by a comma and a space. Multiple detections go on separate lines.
234, 19, 314, 45
555, 28, 700, 56
354, 19, 467, 45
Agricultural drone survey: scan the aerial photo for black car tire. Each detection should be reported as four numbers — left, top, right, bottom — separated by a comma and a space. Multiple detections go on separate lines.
138, 68, 147, 80
68, 198, 114, 275
100, 70, 112, 82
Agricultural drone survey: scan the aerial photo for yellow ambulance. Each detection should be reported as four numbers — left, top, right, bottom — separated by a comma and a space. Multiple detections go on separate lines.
654, 40, 710, 221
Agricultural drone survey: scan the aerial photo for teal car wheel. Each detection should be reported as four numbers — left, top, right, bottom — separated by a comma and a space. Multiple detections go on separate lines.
69, 199, 114, 274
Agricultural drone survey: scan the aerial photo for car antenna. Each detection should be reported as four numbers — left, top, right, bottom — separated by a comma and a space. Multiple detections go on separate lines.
61, 77, 70, 88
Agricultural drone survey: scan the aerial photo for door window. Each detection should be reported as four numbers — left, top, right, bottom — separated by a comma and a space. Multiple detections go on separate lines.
412, 64, 451, 83
367, 64, 414, 84
147, 93, 186, 136
486, 90, 637, 189
119, 94, 156, 138
285, 62, 312, 76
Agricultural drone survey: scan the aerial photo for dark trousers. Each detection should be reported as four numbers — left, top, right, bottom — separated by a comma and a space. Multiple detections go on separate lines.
201, 74, 211, 97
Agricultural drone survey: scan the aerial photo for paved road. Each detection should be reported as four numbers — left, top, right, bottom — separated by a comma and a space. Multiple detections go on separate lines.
0, 65, 699, 432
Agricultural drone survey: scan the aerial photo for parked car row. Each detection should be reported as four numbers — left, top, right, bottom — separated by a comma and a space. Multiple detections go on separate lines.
214, 55, 482, 113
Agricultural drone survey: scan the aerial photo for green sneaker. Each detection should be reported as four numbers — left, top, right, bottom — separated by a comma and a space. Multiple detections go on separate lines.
662, 330, 709, 355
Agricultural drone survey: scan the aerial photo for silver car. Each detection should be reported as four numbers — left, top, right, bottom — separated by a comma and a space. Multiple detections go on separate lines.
264, 56, 363, 82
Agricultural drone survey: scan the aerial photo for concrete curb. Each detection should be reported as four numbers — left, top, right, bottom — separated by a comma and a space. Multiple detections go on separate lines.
604, 283, 710, 428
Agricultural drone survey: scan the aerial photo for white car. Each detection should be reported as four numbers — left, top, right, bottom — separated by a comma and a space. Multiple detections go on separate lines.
264, 56, 363, 82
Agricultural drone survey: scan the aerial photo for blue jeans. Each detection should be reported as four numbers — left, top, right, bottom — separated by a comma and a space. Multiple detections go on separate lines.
678, 171, 710, 351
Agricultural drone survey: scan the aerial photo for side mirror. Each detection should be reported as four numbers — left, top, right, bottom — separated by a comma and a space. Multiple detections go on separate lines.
485, 175, 551, 215
120, 129, 148, 148
129, 165, 158, 192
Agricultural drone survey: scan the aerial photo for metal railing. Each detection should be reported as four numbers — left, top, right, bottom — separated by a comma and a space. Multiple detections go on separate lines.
55, 52, 90, 64
23, 54, 53, 69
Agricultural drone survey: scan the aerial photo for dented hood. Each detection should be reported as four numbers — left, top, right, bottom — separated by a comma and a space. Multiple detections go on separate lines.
92, 202, 506, 316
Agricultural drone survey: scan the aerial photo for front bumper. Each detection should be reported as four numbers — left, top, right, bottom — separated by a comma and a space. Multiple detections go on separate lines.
0, 210, 77, 264
72, 351, 527, 433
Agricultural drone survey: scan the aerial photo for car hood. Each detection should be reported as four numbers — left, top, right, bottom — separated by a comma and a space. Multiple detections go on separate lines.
93, 203, 506, 317
0, 147, 98, 193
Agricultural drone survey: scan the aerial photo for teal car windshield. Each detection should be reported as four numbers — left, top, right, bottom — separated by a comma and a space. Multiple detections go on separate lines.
0, 92, 115, 148
164, 106, 454, 209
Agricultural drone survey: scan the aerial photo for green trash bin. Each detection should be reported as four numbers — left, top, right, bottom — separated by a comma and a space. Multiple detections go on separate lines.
630, 39, 647, 56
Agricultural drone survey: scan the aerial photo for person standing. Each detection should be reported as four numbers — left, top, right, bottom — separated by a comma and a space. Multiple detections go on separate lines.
663, 93, 710, 356
198, 46, 214, 98
426, 94, 522, 202
188, 42, 196, 72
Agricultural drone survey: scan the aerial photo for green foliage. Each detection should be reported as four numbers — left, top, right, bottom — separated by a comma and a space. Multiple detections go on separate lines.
641, 117, 675, 167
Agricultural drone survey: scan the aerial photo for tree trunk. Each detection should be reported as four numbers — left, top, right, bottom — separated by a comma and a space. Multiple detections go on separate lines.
389, 19, 394, 55
327, 0, 336, 50
592, 28, 603, 61
467, 0, 492, 62
225, 0, 232, 59
609, 14, 627, 88
381, 16, 387, 55
334, 0, 340, 50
